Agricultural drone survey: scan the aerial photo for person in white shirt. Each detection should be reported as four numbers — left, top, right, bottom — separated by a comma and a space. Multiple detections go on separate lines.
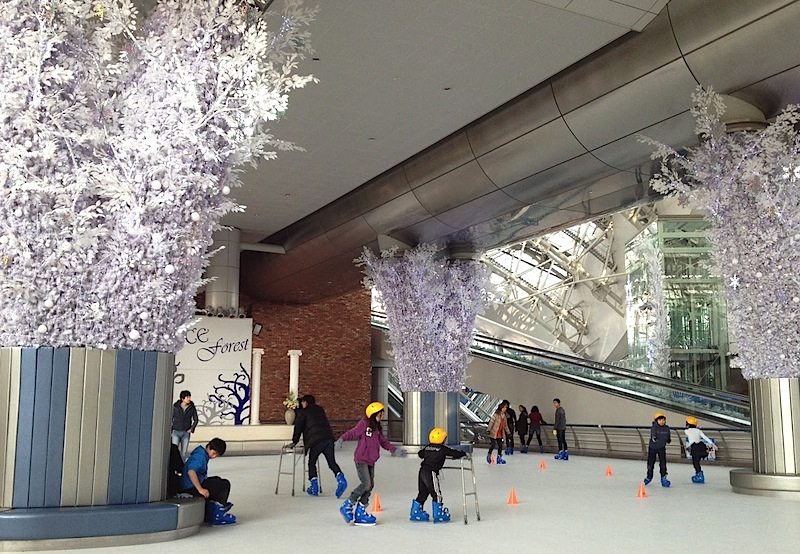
684, 416, 717, 484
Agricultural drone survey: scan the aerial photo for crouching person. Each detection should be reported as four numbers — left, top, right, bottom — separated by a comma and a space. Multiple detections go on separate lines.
180, 437, 236, 525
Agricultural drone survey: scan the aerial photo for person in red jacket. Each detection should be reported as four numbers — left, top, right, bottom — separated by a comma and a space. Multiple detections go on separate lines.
335, 401, 406, 526
526, 405, 547, 453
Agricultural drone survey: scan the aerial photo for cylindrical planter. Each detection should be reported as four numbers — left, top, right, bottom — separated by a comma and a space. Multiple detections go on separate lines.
403, 391, 460, 448
730, 377, 800, 497
0, 347, 202, 548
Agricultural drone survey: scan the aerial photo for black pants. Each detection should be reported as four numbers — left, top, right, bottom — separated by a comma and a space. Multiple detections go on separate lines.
307, 438, 342, 480
183, 476, 230, 504
505, 432, 514, 449
690, 442, 708, 473
526, 428, 542, 446
646, 447, 668, 479
556, 429, 568, 451
415, 468, 442, 505
517, 430, 527, 445
488, 437, 504, 455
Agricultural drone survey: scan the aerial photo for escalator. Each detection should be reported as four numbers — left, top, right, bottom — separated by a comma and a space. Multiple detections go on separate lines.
372, 315, 750, 428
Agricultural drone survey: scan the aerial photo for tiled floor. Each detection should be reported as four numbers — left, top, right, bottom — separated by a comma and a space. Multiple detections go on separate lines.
39, 445, 800, 553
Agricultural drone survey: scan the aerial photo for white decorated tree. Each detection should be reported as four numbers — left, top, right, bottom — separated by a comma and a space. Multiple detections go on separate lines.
358, 244, 491, 392
0, 0, 316, 352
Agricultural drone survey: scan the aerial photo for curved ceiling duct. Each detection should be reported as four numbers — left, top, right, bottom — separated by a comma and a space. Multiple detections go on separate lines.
242, 0, 800, 303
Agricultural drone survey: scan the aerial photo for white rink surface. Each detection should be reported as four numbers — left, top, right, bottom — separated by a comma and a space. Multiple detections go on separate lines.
38, 445, 800, 554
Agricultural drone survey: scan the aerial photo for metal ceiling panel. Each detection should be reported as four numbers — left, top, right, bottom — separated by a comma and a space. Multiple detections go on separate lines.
271, 217, 327, 251
563, 59, 698, 151
682, 2, 800, 94
668, 0, 794, 54
478, 119, 587, 188
550, 11, 679, 114
362, 191, 431, 234
434, 190, 525, 231
403, 133, 474, 189
324, 217, 376, 252
501, 153, 613, 205
412, 161, 497, 215
732, 66, 800, 119
467, 84, 560, 157
396, 217, 456, 246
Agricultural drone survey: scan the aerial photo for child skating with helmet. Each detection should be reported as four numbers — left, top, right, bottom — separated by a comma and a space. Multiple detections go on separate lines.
684, 416, 717, 484
644, 413, 671, 487
335, 401, 406, 526
410, 427, 467, 523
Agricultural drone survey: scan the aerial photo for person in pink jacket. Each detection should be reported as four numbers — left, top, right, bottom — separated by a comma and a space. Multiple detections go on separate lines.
335, 401, 406, 526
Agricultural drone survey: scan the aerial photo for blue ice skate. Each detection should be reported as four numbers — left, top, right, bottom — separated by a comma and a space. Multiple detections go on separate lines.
554, 450, 564, 460
691, 471, 705, 484
335, 472, 348, 498
432, 501, 451, 523
353, 502, 377, 526
661, 476, 671, 488
206, 500, 237, 526
495, 455, 507, 465
306, 477, 319, 496
643, 477, 652, 485
409, 499, 430, 522
521, 445, 529, 454
339, 498, 355, 523
561, 450, 569, 460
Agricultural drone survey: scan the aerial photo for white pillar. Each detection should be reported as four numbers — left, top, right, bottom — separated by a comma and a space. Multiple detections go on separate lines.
250, 348, 264, 425
288, 349, 302, 397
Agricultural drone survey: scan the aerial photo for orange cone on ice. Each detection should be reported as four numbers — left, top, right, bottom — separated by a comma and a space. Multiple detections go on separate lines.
636, 483, 647, 498
539, 459, 547, 471
371, 493, 382, 512
507, 487, 519, 505
605, 465, 614, 477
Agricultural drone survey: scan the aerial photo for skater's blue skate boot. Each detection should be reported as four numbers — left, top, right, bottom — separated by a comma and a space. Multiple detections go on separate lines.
539, 445, 545, 454
507, 447, 514, 455
554, 450, 563, 460
496, 455, 507, 464
661, 476, 671, 488
206, 500, 237, 526
353, 502, 377, 526
339, 498, 355, 524
521, 445, 528, 454
692, 471, 705, 484
306, 477, 320, 496
335, 472, 348, 498
486, 453, 493, 464
432, 501, 451, 523
561, 450, 569, 460
643, 477, 652, 485
409, 499, 430, 522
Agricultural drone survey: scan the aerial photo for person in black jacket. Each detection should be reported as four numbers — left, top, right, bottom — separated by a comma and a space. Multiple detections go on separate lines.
410, 427, 466, 523
172, 390, 199, 461
290, 394, 348, 497
503, 400, 517, 455
516, 405, 529, 453
644, 413, 671, 487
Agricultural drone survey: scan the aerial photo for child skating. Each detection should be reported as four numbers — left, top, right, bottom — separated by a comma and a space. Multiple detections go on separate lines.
410, 427, 466, 523
486, 401, 509, 464
644, 413, 671, 487
336, 401, 406, 526
684, 416, 717, 484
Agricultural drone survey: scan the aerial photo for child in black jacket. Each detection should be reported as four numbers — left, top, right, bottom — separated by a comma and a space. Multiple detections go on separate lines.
644, 413, 671, 487
410, 427, 466, 523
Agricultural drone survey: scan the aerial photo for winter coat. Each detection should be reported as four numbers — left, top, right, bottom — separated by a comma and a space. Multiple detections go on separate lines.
172, 401, 198, 433
486, 412, 509, 439
516, 411, 529, 435
292, 403, 335, 449
504, 407, 517, 435
554, 406, 566, 431
529, 411, 546, 429
339, 418, 396, 465
418, 443, 466, 473
649, 422, 672, 450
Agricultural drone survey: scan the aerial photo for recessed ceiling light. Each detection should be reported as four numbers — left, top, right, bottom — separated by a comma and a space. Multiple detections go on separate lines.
312, 57, 320, 61
443, 87, 451, 91
368, 137, 376, 141
284, 193, 291, 197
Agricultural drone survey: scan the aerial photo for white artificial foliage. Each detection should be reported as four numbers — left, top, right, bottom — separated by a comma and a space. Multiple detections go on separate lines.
357, 244, 491, 392
640, 240, 670, 377
643, 87, 800, 379
0, 0, 316, 352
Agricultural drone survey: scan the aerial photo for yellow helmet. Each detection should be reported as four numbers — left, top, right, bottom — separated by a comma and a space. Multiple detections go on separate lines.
686, 416, 698, 426
654, 412, 666, 420
429, 427, 447, 445
365, 401, 385, 418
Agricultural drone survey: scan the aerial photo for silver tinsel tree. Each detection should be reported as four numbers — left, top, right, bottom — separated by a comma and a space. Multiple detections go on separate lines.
0, 0, 316, 352
640, 239, 670, 377
644, 88, 800, 379
357, 244, 491, 392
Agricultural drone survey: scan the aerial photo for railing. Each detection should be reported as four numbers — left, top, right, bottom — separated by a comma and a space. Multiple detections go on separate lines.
460, 421, 752, 467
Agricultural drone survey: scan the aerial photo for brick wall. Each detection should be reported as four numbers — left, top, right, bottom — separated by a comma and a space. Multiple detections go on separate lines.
248, 289, 372, 424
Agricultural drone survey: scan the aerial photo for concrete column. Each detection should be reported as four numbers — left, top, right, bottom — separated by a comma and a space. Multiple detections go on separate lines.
250, 348, 264, 425
204, 228, 241, 313
403, 391, 460, 448
730, 378, 800, 497
287, 350, 302, 397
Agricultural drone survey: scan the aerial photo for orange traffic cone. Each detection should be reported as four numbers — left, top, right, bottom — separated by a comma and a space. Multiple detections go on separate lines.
371, 493, 382, 512
539, 459, 547, 471
636, 483, 647, 498
507, 487, 519, 505
605, 465, 614, 477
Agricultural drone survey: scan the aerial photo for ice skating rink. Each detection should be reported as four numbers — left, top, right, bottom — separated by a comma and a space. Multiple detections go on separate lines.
37, 445, 800, 554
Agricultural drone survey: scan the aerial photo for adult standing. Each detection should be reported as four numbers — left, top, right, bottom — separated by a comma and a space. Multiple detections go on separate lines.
172, 390, 198, 461
516, 405, 529, 453
503, 399, 517, 455
553, 398, 568, 460
291, 394, 348, 497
